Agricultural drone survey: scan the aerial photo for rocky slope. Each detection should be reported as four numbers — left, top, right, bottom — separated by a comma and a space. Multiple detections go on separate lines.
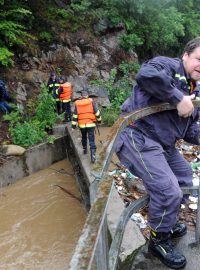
0, 25, 137, 145
1, 28, 137, 110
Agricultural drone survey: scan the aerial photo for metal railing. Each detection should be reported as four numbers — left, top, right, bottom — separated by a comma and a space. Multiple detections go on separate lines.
69, 100, 200, 270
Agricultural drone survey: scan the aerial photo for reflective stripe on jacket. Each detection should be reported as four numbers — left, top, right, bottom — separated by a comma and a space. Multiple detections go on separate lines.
59, 82, 72, 102
74, 98, 96, 128
47, 79, 59, 92
49, 83, 60, 101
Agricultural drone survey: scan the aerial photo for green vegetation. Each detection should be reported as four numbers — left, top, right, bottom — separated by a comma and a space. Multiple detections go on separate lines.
1, 0, 200, 139
3, 85, 59, 148
0, 0, 200, 65
57, 0, 200, 59
101, 107, 121, 127
0, 0, 35, 66
91, 62, 139, 126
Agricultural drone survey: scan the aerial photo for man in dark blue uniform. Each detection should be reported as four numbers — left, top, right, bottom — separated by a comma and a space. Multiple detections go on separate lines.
115, 37, 200, 269
47, 71, 61, 114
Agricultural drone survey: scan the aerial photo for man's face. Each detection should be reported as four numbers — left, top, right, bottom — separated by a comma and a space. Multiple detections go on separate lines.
183, 46, 200, 81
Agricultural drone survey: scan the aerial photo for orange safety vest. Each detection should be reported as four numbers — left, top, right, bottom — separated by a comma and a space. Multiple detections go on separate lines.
190, 81, 196, 94
59, 82, 72, 102
75, 98, 96, 126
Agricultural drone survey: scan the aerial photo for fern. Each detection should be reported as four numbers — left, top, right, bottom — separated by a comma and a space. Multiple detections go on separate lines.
0, 47, 14, 66
0, 3, 34, 66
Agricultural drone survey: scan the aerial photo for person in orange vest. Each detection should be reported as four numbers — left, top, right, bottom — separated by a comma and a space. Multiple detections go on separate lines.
71, 90, 101, 163
58, 76, 73, 122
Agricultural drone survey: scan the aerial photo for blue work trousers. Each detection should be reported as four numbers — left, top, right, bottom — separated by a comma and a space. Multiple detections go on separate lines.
0, 101, 12, 113
62, 101, 71, 121
56, 100, 62, 115
80, 127, 96, 150
115, 126, 192, 233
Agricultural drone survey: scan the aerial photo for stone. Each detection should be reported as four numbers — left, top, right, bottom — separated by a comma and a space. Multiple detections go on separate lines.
2, 145, 26, 156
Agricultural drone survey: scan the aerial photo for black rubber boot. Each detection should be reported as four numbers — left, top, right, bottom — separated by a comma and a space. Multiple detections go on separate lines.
170, 223, 187, 239
90, 149, 96, 164
148, 230, 187, 269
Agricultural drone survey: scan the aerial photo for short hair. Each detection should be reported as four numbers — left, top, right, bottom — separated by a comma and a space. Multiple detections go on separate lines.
81, 90, 89, 97
183, 37, 200, 55
59, 76, 65, 82
50, 71, 56, 77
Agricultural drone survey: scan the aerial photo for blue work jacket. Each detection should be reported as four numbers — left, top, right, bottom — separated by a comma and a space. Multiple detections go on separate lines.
121, 56, 200, 148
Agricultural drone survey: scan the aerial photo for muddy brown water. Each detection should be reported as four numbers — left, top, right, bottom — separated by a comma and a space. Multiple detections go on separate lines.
0, 127, 113, 270
0, 159, 86, 270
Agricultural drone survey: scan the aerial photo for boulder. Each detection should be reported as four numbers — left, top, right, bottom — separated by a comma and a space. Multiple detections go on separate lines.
2, 145, 26, 156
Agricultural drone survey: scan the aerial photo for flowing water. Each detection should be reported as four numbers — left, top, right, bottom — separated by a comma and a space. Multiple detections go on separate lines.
0, 127, 112, 270
0, 159, 86, 270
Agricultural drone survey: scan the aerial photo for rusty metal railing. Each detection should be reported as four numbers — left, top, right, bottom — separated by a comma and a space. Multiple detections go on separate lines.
69, 100, 200, 270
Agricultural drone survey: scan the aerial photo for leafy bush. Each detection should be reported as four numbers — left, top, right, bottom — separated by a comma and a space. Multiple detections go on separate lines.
91, 61, 138, 125
0, 47, 14, 66
39, 31, 53, 43
3, 108, 22, 125
47, 5, 91, 32
10, 120, 47, 148
0, 2, 34, 66
119, 33, 143, 51
101, 106, 121, 126
3, 85, 58, 148
34, 84, 57, 129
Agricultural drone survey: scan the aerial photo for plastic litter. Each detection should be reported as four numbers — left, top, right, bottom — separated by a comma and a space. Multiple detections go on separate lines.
131, 213, 147, 229
189, 204, 197, 210
189, 196, 198, 203
192, 177, 199, 186
121, 173, 127, 179
125, 169, 136, 179
191, 162, 200, 171
108, 170, 117, 176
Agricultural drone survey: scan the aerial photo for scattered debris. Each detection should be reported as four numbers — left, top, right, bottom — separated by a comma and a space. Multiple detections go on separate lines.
131, 213, 147, 229
189, 204, 198, 210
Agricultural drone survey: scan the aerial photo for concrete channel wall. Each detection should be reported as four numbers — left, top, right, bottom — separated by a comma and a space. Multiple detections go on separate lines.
0, 135, 67, 187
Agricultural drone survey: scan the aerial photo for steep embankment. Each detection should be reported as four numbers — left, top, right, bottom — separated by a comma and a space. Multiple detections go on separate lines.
0, 24, 137, 145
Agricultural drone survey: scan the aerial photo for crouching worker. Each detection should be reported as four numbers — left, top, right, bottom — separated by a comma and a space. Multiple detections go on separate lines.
71, 90, 101, 163
115, 37, 200, 269
0, 80, 12, 114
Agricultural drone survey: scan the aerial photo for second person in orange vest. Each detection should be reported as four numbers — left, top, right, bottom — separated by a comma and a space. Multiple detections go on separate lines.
71, 90, 101, 164
58, 76, 73, 122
